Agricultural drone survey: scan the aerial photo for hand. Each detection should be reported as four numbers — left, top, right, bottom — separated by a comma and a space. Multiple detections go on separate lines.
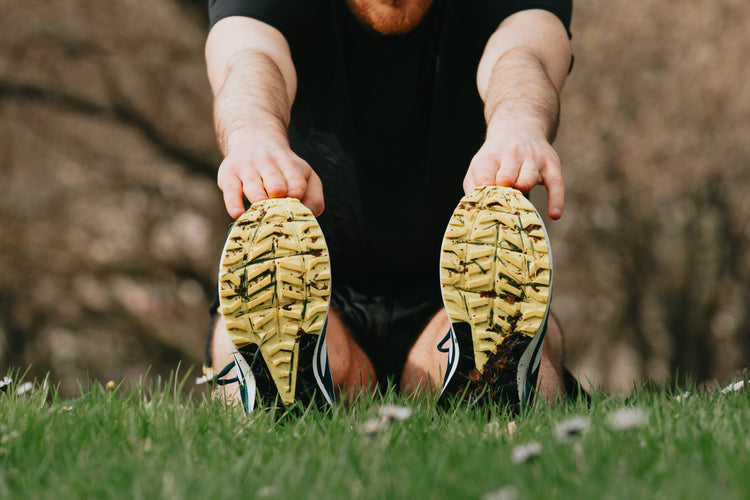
217, 142, 324, 219
463, 124, 564, 219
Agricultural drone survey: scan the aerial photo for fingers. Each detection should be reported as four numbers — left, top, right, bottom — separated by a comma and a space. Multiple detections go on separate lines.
467, 154, 496, 191
465, 148, 527, 193
464, 152, 506, 193
217, 149, 321, 219
462, 171, 477, 194
301, 171, 325, 216
254, 162, 289, 199
282, 158, 309, 201
522, 150, 564, 219
542, 162, 565, 220
466, 149, 526, 193
218, 159, 268, 219
464, 143, 565, 218
219, 173, 247, 220
514, 156, 543, 193
495, 154, 523, 188
239, 169, 268, 205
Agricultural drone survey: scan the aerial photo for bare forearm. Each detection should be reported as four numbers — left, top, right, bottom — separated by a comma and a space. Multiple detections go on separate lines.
213, 50, 292, 155
205, 18, 321, 218
467, 10, 571, 219
483, 47, 561, 143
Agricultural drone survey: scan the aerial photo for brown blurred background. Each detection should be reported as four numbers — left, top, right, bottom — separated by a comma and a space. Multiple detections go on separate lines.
1, 1, 748, 395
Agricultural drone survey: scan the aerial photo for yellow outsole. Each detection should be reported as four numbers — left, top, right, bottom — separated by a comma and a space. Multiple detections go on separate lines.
440, 186, 551, 374
218, 198, 331, 405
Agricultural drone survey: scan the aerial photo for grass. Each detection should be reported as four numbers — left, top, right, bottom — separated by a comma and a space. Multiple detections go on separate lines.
1, 371, 749, 499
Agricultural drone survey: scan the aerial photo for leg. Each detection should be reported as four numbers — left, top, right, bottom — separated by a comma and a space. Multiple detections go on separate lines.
324, 309, 378, 401
400, 308, 450, 396
209, 307, 378, 405
207, 310, 241, 405
535, 312, 566, 406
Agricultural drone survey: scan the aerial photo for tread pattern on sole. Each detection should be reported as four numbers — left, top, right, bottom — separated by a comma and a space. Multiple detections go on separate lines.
440, 186, 551, 372
218, 198, 331, 405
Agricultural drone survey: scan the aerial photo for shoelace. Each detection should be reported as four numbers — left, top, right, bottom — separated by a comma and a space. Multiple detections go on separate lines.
437, 331, 451, 353
213, 362, 239, 386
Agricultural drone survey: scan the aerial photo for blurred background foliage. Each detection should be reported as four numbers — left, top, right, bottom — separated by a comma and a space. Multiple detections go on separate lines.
0, 1, 748, 395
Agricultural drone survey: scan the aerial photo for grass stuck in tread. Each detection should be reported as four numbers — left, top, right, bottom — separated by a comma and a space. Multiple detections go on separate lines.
1, 372, 749, 499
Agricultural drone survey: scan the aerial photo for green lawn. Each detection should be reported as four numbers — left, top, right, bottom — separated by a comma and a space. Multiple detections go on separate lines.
1, 371, 748, 499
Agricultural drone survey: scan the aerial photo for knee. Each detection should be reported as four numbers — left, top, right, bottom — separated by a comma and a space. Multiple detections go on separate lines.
210, 315, 233, 371
324, 311, 377, 392
328, 337, 353, 387
542, 312, 565, 365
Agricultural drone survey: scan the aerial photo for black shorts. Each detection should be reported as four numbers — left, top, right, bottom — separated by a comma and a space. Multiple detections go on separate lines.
330, 283, 444, 390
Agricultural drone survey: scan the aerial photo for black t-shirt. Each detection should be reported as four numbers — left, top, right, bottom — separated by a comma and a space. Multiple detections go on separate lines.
209, 0, 572, 297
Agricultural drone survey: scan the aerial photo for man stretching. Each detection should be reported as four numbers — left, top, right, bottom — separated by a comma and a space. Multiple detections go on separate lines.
203, 0, 575, 412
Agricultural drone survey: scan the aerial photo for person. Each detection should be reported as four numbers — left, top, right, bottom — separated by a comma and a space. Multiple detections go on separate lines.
203, 0, 577, 413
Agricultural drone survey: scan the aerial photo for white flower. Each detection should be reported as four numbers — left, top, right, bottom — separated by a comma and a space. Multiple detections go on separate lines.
510, 441, 542, 464
360, 418, 388, 436
377, 404, 412, 421
484, 421, 502, 437
607, 407, 649, 431
721, 380, 746, 394
0, 376, 11, 391
674, 391, 691, 402
553, 415, 591, 441
1, 430, 20, 444
16, 382, 33, 396
359, 405, 413, 435
506, 421, 518, 436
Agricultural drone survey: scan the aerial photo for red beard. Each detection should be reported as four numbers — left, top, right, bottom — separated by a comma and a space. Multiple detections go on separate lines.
345, 0, 434, 35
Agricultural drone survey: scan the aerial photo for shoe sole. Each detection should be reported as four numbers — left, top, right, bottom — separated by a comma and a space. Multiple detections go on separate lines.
439, 186, 551, 407
218, 198, 332, 408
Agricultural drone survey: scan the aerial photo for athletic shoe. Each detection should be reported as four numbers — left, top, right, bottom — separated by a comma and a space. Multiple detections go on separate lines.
216, 197, 336, 413
438, 186, 552, 411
